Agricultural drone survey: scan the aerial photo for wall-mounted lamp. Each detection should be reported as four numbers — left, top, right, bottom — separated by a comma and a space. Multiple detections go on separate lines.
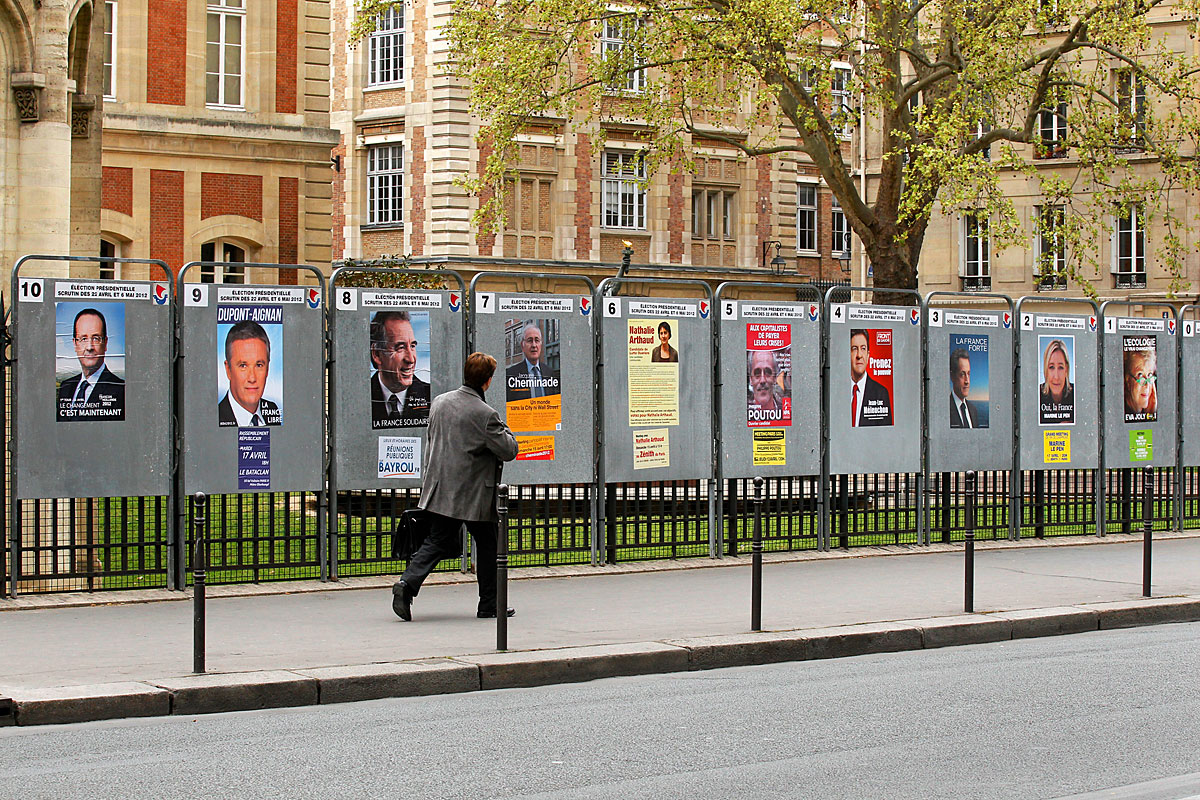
761, 240, 787, 274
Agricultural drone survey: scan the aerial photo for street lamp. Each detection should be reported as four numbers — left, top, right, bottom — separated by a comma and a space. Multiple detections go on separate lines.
761, 240, 787, 274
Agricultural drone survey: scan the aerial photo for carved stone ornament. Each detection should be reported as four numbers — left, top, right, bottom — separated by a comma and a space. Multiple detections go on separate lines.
71, 106, 90, 137
13, 87, 38, 122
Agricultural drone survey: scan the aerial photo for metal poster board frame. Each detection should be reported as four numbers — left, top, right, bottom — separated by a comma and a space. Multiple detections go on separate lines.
821, 286, 924, 551
924, 292, 1016, 540
328, 265, 467, 579
1176, 304, 1198, 531
713, 281, 821, 555
178, 261, 328, 581
9, 254, 175, 596
1012, 296, 1102, 539
469, 271, 598, 564
597, 277, 716, 560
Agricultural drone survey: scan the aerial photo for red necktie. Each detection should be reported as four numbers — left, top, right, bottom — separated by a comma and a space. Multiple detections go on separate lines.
851, 383, 858, 427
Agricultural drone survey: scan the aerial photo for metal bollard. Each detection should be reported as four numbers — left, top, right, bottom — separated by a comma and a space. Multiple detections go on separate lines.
496, 484, 509, 651
751, 477, 764, 631
192, 492, 208, 674
964, 471, 976, 613
1143, 466, 1153, 598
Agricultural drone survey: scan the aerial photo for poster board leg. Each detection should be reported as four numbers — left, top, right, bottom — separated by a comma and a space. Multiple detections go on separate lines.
317, 490, 328, 582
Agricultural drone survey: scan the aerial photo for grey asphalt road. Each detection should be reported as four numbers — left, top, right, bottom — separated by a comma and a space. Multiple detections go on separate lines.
3, 537, 1200, 688
2, 622, 1199, 800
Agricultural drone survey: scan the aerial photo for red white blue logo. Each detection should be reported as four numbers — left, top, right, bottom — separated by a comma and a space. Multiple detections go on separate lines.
1002, 312, 1012, 329
449, 293, 461, 313
306, 288, 321, 308
153, 283, 169, 304
808, 304, 819, 322
909, 308, 920, 325
580, 296, 591, 316
1168, 319, 1177, 335
698, 300, 710, 319
1088, 315, 1097, 332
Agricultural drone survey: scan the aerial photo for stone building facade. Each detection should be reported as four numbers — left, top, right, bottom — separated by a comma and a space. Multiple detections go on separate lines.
329, 0, 854, 287
94, 0, 337, 283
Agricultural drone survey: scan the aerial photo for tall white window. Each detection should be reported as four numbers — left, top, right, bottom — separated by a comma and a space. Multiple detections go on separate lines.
1037, 98, 1068, 158
368, 6, 404, 86
103, 0, 116, 99
831, 196, 851, 259
367, 144, 404, 225
1035, 205, 1067, 289
1115, 69, 1146, 148
206, 0, 244, 108
601, 17, 645, 93
796, 185, 817, 253
692, 188, 734, 241
1114, 203, 1146, 287
831, 64, 853, 139
961, 213, 990, 290
602, 151, 645, 230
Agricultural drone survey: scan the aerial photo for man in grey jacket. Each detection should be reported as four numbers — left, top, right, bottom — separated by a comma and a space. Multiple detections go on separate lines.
392, 352, 519, 620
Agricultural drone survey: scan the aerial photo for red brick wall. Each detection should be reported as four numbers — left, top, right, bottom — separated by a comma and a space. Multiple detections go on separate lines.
275, 0, 297, 113
574, 133, 592, 259
756, 156, 772, 249
667, 165, 684, 263
331, 138, 346, 261
476, 136, 495, 254
102, 167, 133, 216
409, 127, 425, 254
150, 170, 184, 276
201, 173, 264, 221
147, 0, 187, 105
278, 177, 299, 282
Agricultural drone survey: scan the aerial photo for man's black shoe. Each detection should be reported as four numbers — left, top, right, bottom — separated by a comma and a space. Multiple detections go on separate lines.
392, 580, 412, 621
477, 608, 516, 618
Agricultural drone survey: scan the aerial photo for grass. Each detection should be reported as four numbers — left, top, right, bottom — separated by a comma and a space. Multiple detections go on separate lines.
4, 490, 1194, 594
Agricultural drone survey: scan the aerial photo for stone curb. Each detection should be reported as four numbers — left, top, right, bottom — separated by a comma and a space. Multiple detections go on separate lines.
3, 595, 1198, 726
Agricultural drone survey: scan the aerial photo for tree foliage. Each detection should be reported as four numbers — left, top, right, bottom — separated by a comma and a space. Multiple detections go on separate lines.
360, 0, 1200, 296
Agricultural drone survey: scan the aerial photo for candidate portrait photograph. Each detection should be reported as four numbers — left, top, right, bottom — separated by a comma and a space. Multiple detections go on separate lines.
217, 319, 283, 427
849, 328, 893, 427
1038, 335, 1075, 425
505, 319, 561, 403
55, 302, 126, 422
370, 310, 431, 429
948, 340, 990, 429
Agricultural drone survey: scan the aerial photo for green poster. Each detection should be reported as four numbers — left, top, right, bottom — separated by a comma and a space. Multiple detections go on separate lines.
1129, 430, 1153, 462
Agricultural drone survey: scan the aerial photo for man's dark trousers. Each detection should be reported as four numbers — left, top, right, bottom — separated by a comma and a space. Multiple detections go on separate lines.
400, 511, 498, 614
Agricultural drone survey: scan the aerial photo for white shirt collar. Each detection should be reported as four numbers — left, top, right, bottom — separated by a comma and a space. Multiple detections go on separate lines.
376, 372, 408, 409
227, 393, 265, 427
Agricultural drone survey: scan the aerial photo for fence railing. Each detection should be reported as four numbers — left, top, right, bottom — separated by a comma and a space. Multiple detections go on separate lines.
6, 469, 1193, 595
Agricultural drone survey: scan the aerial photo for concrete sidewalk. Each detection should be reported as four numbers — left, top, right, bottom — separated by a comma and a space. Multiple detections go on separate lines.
2, 532, 1199, 726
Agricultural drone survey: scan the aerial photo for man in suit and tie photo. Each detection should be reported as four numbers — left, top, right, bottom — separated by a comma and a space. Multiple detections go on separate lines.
57, 306, 125, 421
505, 321, 560, 403
370, 310, 431, 429
949, 347, 988, 429
218, 320, 282, 427
850, 328, 893, 427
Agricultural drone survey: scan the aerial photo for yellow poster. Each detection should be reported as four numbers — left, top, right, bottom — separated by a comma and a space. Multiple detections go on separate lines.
506, 395, 562, 433
628, 319, 680, 426
515, 435, 555, 462
633, 428, 670, 470
1043, 430, 1071, 464
752, 428, 786, 466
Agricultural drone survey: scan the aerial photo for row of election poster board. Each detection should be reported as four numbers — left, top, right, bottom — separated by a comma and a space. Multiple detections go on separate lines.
10, 259, 1200, 505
